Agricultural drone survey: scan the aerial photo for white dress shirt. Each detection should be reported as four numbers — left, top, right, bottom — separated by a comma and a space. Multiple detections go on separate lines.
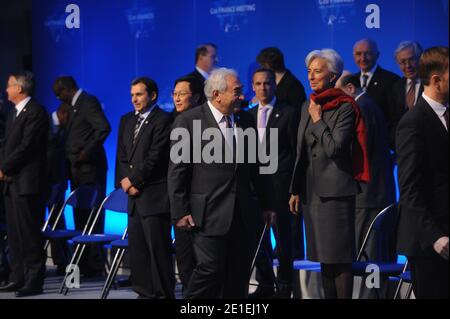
257, 97, 275, 142
71, 88, 83, 106
15, 96, 31, 116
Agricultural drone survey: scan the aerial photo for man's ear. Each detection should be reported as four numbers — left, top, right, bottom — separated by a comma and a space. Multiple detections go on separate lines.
150, 91, 158, 103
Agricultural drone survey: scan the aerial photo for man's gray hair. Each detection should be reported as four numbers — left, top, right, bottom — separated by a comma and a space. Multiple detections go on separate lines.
305, 49, 344, 79
10, 71, 35, 96
394, 41, 423, 59
204, 67, 238, 101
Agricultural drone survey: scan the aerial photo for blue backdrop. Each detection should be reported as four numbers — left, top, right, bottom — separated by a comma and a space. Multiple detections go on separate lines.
32, 0, 449, 237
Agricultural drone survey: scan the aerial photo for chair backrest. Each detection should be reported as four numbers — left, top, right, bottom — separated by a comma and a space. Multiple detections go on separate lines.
86, 188, 128, 235
42, 185, 99, 232
357, 203, 398, 262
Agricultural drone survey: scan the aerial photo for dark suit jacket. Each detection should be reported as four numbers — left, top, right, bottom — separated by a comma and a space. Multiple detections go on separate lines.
65, 91, 111, 184
248, 100, 299, 200
290, 100, 360, 198
186, 69, 207, 105
0, 99, 49, 195
276, 69, 307, 111
396, 96, 449, 257
168, 103, 274, 236
388, 77, 424, 149
355, 66, 400, 123
355, 93, 395, 208
115, 106, 172, 217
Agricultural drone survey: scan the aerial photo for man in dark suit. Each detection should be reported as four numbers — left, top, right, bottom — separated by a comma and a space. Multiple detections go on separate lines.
337, 73, 397, 298
185, 43, 218, 105
168, 68, 275, 298
115, 77, 174, 299
0, 71, 49, 297
353, 39, 400, 139
256, 47, 306, 260
396, 46, 449, 299
52, 76, 111, 276
389, 41, 424, 149
248, 68, 299, 299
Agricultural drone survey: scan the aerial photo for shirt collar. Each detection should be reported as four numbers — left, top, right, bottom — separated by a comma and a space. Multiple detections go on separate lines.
207, 101, 234, 125
15, 96, 31, 115
196, 66, 210, 80
72, 88, 83, 106
422, 93, 448, 117
362, 64, 378, 77
135, 103, 156, 119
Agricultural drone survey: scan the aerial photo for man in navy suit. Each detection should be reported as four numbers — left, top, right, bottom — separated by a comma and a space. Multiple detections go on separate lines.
248, 68, 299, 298
0, 72, 49, 297
353, 38, 400, 142
396, 46, 449, 299
115, 77, 175, 299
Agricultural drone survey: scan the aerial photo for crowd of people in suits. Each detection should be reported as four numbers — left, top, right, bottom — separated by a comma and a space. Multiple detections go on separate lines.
0, 38, 447, 299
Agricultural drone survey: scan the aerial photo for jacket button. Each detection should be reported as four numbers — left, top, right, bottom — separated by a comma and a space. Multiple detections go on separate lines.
129, 165, 133, 169
312, 154, 317, 158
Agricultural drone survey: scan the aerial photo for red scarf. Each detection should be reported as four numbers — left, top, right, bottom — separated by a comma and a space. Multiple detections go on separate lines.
310, 88, 370, 183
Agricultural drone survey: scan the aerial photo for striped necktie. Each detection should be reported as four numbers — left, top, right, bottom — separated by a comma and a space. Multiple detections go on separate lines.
133, 113, 144, 144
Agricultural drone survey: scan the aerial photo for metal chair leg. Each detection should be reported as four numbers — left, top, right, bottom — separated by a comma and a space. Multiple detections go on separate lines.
101, 247, 122, 299
101, 248, 126, 299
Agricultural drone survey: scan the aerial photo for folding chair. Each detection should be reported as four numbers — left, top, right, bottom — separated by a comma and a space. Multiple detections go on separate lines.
352, 204, 405, 298
60, 188, 128, 295
393, 260, 413, 299
42, 185, 99, 252
100, 228, 128, 299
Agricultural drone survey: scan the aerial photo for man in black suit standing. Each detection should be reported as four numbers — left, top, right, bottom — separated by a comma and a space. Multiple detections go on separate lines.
52, 76, 111, 276
256, 47, 306, 261
353, 39, 400, 138
168, 68, 275, 298
0, 71, 49, 297
186, 43, 218, 105
248, 68, 299, 299
396, 46, 449, 299
116, 77, 174, 298
389, 41, 424, 149
336, 73, 397, 298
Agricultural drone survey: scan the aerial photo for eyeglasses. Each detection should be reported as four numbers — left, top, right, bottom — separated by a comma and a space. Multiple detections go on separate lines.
398, 57, 418, 66
171, 91, 192, 98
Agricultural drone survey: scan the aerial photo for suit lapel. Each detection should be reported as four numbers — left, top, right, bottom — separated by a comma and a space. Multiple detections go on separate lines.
297, 102, 310, 154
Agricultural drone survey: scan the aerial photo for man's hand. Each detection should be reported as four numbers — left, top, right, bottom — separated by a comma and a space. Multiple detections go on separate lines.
77, 150, 88, 163
308, 100, 322, 123
176, 215, 196, 230
120, 177, 133, 193
433, 236, 449, 260
263, 210, 276, 225
289, 194, 300, 215
0, 170, 4, 181
128, 186, 140, 197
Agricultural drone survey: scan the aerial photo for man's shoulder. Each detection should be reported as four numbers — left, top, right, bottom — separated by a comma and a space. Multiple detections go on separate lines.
375, 66, 401, 82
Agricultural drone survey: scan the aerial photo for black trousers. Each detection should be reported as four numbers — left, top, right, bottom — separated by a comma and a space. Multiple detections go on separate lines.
174, 227, 195, 296
409, 253, 449, 299
186, 206, 253, 299
255, 199, 295, 288
128, 209, 175, 299
4, 187, 46, 288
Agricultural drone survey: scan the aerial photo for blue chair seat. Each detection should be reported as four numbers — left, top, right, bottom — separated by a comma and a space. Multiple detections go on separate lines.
399, 270, 411, 282
0, 223, 6, 232
43, 230, 82, 239
352, 261, 405, 276
110, 239, 128, 249
72, 234, 121, 244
